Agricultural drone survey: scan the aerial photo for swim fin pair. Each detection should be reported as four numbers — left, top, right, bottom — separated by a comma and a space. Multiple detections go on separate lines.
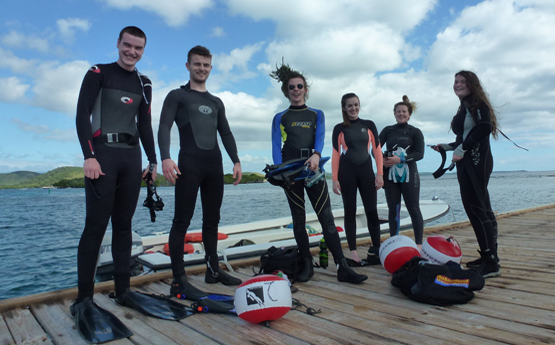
71, 296, 132, 344
112, 289, 193, 320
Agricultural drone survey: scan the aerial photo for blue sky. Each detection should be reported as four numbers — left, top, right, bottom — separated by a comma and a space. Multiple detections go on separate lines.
1, 0, 553, 174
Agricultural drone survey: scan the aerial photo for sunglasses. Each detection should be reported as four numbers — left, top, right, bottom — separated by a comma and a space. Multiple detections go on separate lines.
288, 84, 304, 90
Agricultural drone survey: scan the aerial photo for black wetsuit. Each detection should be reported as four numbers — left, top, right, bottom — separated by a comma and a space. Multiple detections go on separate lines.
271, 105, 344, 263
75, 62, 157, 300
447, 97, 497, 254
379, 123, 424, 244
158, 83, 240, 276
331, 119, 383, 251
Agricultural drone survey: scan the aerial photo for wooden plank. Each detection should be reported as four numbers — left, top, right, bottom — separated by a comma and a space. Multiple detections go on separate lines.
30, 300, 131, 345
0, 314, 15, 345
2, 308, 53, 345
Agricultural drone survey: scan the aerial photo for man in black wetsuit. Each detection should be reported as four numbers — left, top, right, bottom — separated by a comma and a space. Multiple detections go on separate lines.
159, 46, 243, 297
74, 26, 157, 332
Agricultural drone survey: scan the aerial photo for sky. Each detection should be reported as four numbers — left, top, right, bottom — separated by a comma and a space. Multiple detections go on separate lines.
1, 0, 553, 175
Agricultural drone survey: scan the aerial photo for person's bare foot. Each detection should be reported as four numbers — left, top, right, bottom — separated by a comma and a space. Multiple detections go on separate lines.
350, 249, 361, 263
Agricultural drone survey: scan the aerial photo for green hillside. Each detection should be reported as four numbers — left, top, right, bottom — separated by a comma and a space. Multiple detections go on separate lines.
0, 167, 82, 189
1, 167, 265, 189
0, 171, 41, 186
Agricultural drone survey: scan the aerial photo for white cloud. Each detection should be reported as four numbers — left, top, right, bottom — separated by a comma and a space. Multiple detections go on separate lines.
10, 118, 49, 134
57, 18, 91, 43
0, 47, 37, 74
0, 77, 29, 102
215, 90, 282, 143
226, 0, 436, 35
31, 60, 92, 115
214, 43, 263, 74
1, 31, 50, 53
102, 0, 214, 27
211, 27, 226, 37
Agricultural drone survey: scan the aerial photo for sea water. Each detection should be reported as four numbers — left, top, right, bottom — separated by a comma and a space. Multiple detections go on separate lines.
0, 170, 553, 300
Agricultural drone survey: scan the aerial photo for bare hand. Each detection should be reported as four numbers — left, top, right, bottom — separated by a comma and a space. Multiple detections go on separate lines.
375, 175, 384, 190
452, 154, 463, 162
162, 159, 180, 184
305, 154, 320, 172
232, 163, 242, 186
332, 180, 341, 195
383, 156, 401, 168
84, 158, 104, 179
142, 163, 157, 182
430, 144, 441, 152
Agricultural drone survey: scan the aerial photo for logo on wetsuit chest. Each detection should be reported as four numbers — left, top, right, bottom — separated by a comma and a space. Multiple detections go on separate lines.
292, 121, 312, 128
120, 97, 134, 104
199, 105, 213, 114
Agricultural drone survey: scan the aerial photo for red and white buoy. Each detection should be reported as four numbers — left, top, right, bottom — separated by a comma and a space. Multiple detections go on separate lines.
421, 235, 462, 265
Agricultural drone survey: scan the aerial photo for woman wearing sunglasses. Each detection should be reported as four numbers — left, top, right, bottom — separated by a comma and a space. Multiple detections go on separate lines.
270, 62, 367, 284
331, 93, 384, 265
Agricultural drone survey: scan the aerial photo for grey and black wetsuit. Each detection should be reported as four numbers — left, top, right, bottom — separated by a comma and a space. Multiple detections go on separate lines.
271, 105, 345, 263
444, 96, 497, 254
158, 82, 239, 276
379, 123, 424, 244
75, 62, 157, 300
331, 118, 383, 251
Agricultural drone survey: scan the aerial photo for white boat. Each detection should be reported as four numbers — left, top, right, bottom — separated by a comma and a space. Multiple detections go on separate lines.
96, 231, 144, 277
132, 198, 450, 272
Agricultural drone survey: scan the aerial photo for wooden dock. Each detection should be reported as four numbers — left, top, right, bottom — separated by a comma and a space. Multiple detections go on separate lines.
2, 204, 555, 345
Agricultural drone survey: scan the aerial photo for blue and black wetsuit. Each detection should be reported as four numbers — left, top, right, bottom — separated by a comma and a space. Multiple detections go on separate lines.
331, 118, 383, 251
379, 123, 424, 244
271, 105, 344, 263
75, 62, 157, 300
158, 82, 240, 276
444, 97, 497, 254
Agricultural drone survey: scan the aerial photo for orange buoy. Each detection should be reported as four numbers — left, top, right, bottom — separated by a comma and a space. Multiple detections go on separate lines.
163, 243, 195, 256
184, 232, 228, 242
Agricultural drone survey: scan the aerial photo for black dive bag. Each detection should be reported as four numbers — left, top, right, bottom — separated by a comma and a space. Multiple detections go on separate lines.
257, 246, 303, 281
391, 257, 485, 306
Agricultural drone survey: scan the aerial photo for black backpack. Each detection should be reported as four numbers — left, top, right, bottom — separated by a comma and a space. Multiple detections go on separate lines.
391, 257, 485, 306
256, 246, 303, 281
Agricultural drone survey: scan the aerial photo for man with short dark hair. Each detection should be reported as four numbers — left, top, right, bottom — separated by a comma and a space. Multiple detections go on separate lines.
73, 26, 158, 342
159, 45, 243, 299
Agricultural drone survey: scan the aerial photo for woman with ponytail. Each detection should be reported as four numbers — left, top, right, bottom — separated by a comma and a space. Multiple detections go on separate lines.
331, 93, 384, 265
432, 71, 500, 278
379, 95, 425, 250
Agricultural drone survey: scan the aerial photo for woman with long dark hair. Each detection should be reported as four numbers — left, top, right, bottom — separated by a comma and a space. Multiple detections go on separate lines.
432, 70, 500, 278
331, 93, 384, 265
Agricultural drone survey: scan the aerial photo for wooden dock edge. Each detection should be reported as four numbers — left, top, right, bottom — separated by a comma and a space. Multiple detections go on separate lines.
2, 202, 554, 313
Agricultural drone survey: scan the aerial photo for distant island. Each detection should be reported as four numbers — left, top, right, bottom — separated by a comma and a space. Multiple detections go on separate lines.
0, 167, 266, 189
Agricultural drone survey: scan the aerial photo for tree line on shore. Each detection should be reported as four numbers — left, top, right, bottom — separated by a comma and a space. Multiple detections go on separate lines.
0, 166, 266, 189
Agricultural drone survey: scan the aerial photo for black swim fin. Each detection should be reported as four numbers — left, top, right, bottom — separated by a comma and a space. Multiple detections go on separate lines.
71, 296, 133, 344
192, 298, 236, 315
171, 275, 234, 302
174, 290, 234, 303
113, 290, 193, 320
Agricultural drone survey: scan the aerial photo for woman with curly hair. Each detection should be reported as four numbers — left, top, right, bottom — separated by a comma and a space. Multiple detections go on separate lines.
432, 70, 500, 278
270, 62, 367, 284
